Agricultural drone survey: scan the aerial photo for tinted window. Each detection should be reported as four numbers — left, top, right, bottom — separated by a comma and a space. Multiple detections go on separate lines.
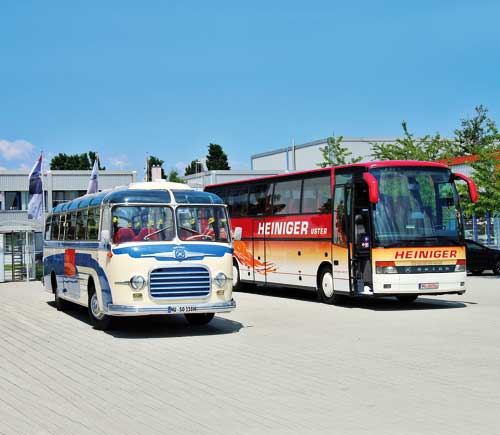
302, 175, 332, 213
333, 185, 350, 247
66, 213, 77, 241
76, 210, 87, 240
272, 179, 302, 215
248, 184, 272, 216
51, 215, 60, 240
227, 187, 248, 217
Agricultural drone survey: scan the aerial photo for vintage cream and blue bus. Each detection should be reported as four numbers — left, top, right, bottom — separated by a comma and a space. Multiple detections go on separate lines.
43, 181, 236, 330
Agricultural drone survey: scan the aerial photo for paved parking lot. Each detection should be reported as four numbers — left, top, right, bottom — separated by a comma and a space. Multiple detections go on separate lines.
0, 275, 499, 435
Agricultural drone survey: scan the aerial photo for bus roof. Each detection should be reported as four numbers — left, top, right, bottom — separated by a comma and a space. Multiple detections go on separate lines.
50, 181, 223, 214
205, 160, 451, 188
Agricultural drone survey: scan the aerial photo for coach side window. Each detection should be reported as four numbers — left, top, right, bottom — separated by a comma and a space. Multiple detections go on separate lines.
45, 216, 52, 240
302, 175, 332, 213
248, 184, 272, 216
66, 212, 77, 241
272, 179, 301, 215
59, 215, 67, 240
227, 187, 248, 216
76, 210, 87, 240
87, 208, 100, 240
50, 215, 60, 240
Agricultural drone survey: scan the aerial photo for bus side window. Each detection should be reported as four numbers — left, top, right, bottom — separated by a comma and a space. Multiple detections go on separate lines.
248, 184, 272, 216
227, 187, 248, 217
302, 175, 332, 213
272, 179, 301, 215
45, 216, 52, 240
87, 208, 100, 240
66, 212, 77, 241
76, 210, 87, 240
50, 215, 60, 240
59, 215, 67, 241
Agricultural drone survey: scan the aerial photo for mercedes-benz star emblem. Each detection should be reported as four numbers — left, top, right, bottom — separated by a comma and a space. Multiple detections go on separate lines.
173, 246, 186, 260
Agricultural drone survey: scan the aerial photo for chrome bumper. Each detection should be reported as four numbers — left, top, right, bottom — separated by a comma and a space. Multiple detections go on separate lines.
104, 299, 236, 316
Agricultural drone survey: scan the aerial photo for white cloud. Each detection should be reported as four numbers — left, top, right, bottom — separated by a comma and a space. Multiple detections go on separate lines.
0, 166, 7, 171
0, 139, 35, 161
106, 154, 131, 170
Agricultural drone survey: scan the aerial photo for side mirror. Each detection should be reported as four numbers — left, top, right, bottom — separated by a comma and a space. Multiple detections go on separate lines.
233, 227, 242, 241
363, 172, 379, 203
453, 173, 478, 203
101, 230, 111, 244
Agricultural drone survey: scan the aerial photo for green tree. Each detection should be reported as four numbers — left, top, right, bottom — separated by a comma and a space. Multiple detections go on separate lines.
184, 160, 204, 176
168, 169, 184, 183
147, 155, 166, 180
88, 151, 105, 170
452, 107, 500, 216
50, 152, 105, 170
317, 135, 362, 167
206, 143, 230, 170
371, 121, 453, 161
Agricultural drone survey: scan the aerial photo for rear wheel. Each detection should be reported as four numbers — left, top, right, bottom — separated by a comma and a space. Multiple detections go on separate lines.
318, 267, 344, 305
53, 273, 70, 311
396, 295, 418, 304
493, 259, 500, 275
185, 313, 215, 325
470, 269, 484, 276
88, 283, 112, 330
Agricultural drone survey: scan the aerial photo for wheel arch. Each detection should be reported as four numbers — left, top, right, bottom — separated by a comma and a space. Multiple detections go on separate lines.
316, 261, 332, 289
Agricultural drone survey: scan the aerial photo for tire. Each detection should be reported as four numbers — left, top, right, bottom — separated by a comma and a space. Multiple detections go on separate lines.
317, 266, 344, 305
52, 273, 70, 311
396, 295, 418, 304
232, 261, 241, 291
470, 269, 484, 276
185, 313, 215, 325
493, 259, 500, 275
88, 282, 112, 330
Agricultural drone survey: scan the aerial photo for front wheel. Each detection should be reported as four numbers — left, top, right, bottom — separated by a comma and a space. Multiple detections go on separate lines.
318, 267, 344, 305
185, 313, 215, 325
493, 259, 500, 275
396, 295, 418, 304
232, 261, 241, 291
88, 286, 112, 330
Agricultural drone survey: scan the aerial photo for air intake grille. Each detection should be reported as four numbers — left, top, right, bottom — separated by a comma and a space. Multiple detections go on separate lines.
149, 267, 211, 299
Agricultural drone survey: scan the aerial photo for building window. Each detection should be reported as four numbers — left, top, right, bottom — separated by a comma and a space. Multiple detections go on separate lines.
52, 190, 86, 208
4, 191, 29, 211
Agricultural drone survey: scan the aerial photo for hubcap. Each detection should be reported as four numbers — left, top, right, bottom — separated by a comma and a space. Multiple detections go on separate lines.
232, 265, 239, 287
90, 293, 105, 320
322, 272, 334, 298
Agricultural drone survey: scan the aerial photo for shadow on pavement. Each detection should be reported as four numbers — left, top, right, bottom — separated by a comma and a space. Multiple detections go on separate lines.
236, 285, 471, 311
47, 301, 244, 338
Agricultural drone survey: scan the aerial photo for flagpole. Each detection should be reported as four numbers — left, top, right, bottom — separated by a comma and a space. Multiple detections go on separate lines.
41, 151, 46, 218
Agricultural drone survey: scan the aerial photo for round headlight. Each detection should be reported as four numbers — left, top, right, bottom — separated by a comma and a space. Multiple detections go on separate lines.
130, 275, 146, 290
214, 272, 227, 288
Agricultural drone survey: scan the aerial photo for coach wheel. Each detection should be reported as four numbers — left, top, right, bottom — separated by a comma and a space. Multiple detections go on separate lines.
185, 313, 215, 325
494, 260, 500, 275
53, 273, 70, 311
470, 269, 484, 276
232, 261, 241, 291
396, 295, 418, 304
88, 283, 112, 330
318, 267, 343, 305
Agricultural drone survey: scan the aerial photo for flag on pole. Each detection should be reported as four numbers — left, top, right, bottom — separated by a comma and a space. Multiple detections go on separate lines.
87, 155, 99, 194
27, 153, 43, 220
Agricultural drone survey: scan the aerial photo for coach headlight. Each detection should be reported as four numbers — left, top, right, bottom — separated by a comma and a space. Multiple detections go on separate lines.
130, 275, 146, 290
214, 272, 228, 288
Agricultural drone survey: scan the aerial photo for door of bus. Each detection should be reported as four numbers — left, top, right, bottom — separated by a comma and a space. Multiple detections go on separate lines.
252, 218, 267, 284
332, 184, 352, 293
350, 181, 372, 294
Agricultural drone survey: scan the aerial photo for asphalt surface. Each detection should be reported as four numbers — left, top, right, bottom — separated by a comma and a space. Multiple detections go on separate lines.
0, 275, 499, 434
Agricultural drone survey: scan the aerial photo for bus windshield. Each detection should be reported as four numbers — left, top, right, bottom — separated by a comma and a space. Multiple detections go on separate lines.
370, 167, 463, 247
112, 206, 174, 243
176, 206, 230, 242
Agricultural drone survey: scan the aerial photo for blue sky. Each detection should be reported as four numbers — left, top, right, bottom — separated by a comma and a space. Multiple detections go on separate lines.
1, 0, 499, 176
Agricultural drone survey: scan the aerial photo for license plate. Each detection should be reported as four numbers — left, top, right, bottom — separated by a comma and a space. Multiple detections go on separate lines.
166, 305, 198, 314
419, 283, 439, 290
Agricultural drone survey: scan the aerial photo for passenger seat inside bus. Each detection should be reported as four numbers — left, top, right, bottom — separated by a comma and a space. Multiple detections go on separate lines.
114, 227, 135, 244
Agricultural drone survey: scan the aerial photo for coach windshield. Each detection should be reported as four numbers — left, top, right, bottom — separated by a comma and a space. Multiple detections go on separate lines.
176, 205, 230, 242
370, 167, 463, 247
112, 206, 174, 243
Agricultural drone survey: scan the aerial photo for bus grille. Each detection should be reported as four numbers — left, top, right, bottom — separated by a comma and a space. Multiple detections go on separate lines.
149, 267, 211, 299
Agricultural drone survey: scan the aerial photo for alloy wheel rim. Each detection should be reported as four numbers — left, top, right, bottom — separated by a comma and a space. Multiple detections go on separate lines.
91, 293, 105, 320
322, 272, 334, 298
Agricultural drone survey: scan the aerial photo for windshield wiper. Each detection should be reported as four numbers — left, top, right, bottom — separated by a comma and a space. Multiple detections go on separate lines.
143, 225, 173, 240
